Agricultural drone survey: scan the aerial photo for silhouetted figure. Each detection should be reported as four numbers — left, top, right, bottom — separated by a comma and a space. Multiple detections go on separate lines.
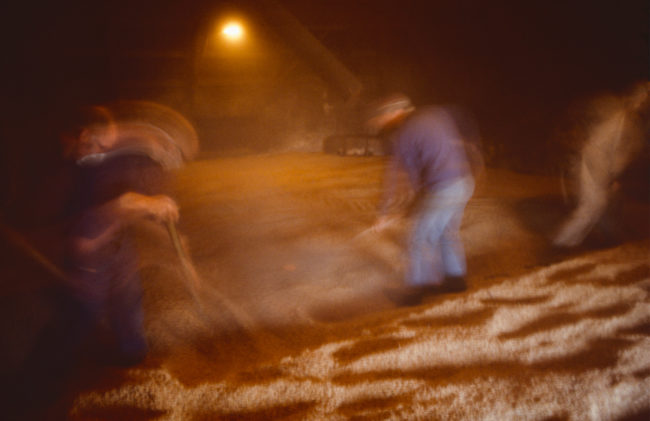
553, 81, 650, 247
8, 102, 196, 419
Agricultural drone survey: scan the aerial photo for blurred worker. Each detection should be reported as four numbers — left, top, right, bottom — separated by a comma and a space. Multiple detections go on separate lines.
553, 81, 650, 247
11, 103, 196, 415
368, 94, 475, 305
59, 105, 180, 364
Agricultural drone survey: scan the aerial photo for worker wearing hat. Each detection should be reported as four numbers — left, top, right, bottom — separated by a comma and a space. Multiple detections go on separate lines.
368, 94, 475, 305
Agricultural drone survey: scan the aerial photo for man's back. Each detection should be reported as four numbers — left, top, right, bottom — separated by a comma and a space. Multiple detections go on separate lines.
391, 106, 471, 190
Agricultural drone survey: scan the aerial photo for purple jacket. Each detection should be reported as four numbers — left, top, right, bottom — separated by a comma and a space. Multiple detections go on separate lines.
379, 106, 472, 212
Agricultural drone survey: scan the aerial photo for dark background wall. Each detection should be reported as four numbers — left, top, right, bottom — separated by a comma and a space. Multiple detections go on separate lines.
0, 0, 648, 221
282, 0, 649, 167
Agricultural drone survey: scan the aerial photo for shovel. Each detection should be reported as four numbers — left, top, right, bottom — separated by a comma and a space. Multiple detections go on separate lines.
165, 221, 264, 338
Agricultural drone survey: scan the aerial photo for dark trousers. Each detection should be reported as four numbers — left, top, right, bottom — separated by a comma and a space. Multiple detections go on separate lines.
9, 267, 147, 417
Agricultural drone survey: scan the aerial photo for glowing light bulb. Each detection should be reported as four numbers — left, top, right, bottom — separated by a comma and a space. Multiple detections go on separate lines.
222, 22, 244, 41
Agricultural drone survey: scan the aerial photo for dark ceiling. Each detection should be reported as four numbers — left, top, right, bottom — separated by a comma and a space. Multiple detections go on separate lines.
0, 0, 647, 172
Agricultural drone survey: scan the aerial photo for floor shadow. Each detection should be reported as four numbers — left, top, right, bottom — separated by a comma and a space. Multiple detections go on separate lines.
511, 194, 568, 241
512, 193, 650, 249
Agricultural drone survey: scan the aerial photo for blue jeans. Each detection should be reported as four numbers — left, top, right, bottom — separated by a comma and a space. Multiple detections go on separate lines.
407, 176, 474, 286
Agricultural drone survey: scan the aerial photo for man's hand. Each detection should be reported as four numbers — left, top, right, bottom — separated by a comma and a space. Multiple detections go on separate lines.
119, 192, 179, 224
371, 215, 397, 233
148, 195, 180, 224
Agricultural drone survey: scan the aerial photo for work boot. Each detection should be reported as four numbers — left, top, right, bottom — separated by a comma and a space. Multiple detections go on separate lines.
384, 283, 443, 307
440, 276, 467, 293
384, 285, 423, 306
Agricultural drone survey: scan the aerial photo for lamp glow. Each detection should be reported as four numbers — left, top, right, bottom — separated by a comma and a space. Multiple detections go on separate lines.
222, 21, 244, 41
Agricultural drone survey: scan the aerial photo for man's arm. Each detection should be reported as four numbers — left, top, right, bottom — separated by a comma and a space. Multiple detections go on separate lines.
117, 192, 179, 225
70, 192, 179, 257
371, 156, 405, 233
377, 157, 403, 215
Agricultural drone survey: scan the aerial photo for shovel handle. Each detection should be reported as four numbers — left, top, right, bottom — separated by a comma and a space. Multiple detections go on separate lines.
166, 221, 201, 296
165, 221, 262, 334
